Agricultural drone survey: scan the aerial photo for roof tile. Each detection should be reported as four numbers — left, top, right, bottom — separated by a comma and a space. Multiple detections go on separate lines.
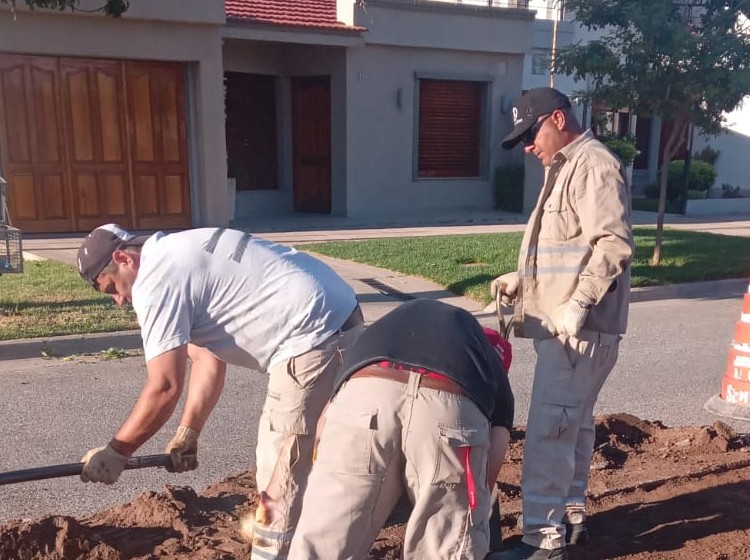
226, 0, 363, 31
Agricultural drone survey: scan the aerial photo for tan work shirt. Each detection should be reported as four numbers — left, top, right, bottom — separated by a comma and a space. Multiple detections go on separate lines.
514, 130, 634, 339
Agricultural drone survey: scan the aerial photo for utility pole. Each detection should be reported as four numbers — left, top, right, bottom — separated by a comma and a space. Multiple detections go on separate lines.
549, 0, 564, 88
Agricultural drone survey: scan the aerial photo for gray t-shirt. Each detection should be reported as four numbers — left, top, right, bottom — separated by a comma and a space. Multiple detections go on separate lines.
132, 228, 358, 370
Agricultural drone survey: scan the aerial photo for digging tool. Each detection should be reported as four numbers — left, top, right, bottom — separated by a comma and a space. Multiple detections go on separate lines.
495, 292, 514, 340
0, 453, 193, 486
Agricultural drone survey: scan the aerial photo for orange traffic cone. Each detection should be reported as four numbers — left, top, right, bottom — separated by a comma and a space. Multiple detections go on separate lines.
705, 279, 750, 420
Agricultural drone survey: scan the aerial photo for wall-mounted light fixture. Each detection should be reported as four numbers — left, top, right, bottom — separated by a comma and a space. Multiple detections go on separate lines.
396, 88, 404, 111
500, 94, 513, 114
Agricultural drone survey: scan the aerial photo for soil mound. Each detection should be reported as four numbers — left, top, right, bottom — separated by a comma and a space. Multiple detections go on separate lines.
3, 414, 750, 560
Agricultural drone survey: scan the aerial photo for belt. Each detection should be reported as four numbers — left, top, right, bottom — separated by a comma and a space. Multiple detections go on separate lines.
340, 305, 364, 332
349, 364, 467, 397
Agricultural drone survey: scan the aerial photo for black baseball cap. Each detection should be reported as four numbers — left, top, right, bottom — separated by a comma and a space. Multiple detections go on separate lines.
501, 87, 572, 149
77, 224, 149, 288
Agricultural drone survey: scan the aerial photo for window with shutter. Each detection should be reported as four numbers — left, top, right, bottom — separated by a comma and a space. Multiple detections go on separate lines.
417, 79, 484, 179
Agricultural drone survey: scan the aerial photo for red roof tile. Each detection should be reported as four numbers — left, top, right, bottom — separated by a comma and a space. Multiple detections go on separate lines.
226, 0, 364, 32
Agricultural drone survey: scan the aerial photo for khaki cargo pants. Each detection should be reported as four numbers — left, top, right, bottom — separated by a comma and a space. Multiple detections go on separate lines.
251, 320, 364, 560
289, 373, 492, 560
521, 332, 620, 550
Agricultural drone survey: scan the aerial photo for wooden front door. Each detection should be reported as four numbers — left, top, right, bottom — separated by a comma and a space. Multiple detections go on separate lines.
125, 61, 190, 230
291, 76, 331, 213
0, 54, 191, 233
0, 55, 71, 232
60, 58, 132, 230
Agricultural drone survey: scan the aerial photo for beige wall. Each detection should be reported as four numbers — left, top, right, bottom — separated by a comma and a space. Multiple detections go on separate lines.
355, 0, 534, 54
343, 44, 525, 217
0, 0, 224, 25
0, 8, 227, 227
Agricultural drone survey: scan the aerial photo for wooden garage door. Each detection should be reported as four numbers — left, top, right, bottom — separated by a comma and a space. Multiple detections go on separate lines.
0, 54, 191, 233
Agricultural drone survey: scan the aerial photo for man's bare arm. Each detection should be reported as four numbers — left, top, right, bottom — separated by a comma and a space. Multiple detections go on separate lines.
177, 344, 227, 431
110, 345, 189, 456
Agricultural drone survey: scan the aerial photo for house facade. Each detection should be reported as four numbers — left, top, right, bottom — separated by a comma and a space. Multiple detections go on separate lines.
0, 1, 227, 233
225, 0, 534, 221
0, 0, 536, 233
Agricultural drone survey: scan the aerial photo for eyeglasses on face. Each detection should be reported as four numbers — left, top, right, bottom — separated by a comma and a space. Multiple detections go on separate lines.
521, 113, 552, 147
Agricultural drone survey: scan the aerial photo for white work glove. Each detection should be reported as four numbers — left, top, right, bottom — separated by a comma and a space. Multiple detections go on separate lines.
542, 299, 590, 337
490, 272, 519, 305
80, 443, 129, 484
165, 425, 199, 472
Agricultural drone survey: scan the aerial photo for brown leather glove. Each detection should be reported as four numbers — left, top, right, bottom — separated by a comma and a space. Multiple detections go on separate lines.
165, 425, 199, 472
80, 443, 129, 484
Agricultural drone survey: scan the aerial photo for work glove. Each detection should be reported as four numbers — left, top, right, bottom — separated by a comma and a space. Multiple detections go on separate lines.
489, 272, 519, 305
80, 443, 129, 484
165, 425, 199, 472
542, 299, 590, 337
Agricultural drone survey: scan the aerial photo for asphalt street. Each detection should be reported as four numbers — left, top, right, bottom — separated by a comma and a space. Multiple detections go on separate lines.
1, 281, 747, 524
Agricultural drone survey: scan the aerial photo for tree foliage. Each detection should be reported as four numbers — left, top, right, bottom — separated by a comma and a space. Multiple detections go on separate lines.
556, 0, 750, 264
0, 0, 129, 17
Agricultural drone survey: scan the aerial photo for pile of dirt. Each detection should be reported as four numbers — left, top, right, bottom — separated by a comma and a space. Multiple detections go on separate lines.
3, 414, 750, 560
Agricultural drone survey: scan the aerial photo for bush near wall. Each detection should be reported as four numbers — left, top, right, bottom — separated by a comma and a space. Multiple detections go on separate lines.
644, 160, 716, 200
601, 135, 639, 166
494, 164, 525, 213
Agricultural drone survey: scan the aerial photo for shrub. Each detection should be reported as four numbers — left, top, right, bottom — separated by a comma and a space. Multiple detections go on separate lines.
722, 183, 743, 199
644, 181, 682, 201
494, 164, 525, 213
687, 189, 707, 199
601, 135, 639, 166
666, 160, 716, 196
694, 145, 720, 165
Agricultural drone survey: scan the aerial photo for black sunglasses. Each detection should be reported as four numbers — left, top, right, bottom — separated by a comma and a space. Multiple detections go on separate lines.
521, 113, 552, 147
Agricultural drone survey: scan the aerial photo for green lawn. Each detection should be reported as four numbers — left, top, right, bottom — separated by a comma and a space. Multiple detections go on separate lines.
305, 228, 750, 305
0, 260, 138, 341
1, 227, 748, 341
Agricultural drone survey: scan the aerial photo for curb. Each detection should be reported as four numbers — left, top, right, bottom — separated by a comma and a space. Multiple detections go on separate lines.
0, 330, 142, 362
2, 278, 746, 362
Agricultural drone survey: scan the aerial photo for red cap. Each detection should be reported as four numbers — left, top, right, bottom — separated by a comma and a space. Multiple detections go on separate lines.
483, 327, 512, 373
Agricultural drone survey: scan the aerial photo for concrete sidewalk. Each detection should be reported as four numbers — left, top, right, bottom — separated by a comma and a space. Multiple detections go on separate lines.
4, 209, 749, 361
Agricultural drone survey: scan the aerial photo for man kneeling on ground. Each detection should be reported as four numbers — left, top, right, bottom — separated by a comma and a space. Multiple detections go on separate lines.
288, 298, 515, 560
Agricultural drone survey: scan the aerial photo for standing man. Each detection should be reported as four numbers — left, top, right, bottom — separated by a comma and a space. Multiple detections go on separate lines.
489, 88, 633, 560
76, 224, 364, 560
288, 298, 515, 560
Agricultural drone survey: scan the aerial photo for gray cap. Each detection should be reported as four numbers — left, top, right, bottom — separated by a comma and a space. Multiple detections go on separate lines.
77, 224, 148, 288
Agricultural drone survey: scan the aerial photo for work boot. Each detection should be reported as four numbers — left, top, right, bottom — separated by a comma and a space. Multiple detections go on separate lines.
515, 514, 588, 546
487, 543, 568, 560
562, 508, 589, 545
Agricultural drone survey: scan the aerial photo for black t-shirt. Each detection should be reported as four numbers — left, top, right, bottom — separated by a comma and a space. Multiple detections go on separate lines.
335, 299, 514, 430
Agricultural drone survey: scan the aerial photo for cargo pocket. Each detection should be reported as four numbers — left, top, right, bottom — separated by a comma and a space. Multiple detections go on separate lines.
432, 426, 487, 486
316, 404, 377, 475
537, 403, 576, 440
269, 409, 310, 437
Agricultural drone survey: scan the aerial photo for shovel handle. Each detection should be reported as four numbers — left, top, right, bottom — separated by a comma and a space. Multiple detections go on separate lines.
0, 453, 183, 486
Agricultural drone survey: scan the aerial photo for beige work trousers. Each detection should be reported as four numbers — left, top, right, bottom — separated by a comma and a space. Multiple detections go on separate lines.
289, 373, 492, 560
521, 332, 620, 550
252, 322, 364, 560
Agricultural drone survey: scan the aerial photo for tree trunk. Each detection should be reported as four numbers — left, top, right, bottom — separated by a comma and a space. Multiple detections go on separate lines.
650, 118, 689, 266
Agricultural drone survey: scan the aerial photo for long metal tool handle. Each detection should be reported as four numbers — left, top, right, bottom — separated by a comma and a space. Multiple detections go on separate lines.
0, 453, 178, 486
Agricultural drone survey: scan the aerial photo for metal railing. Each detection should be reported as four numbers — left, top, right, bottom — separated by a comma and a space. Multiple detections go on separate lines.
448, 0, 568, 20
